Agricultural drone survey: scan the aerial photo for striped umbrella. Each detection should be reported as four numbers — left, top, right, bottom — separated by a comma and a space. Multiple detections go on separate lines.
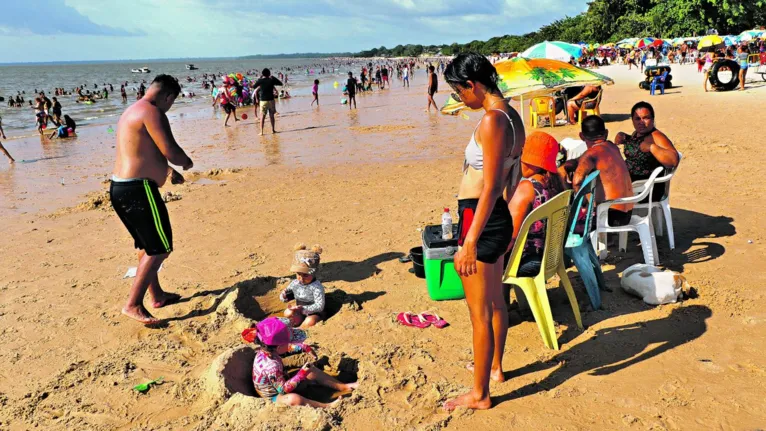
636, 38, 662, 49
520, 41, 584, 62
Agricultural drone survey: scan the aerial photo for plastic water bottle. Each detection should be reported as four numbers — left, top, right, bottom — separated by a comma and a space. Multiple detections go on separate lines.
441, 208, 453, 240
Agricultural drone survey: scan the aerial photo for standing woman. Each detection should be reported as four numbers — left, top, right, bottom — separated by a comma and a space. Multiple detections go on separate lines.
702, 50, 714, 92
737, 46, 749, 91
443, 52, 525, 411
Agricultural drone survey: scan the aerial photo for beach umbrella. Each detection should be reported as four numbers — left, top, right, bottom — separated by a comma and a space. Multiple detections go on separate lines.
600, 43, 615, 49
440, 57, 614, 118
616, 42, 634, 49
722, 35, 737, 46
616, 38, 637, 45
737, 30, 764, 42
635, 37, 655, 49
520, 41, 584, 62
697, 35, 724, 52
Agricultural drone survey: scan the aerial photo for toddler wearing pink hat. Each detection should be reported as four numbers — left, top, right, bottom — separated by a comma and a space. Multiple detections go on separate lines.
242, 317, 358, 408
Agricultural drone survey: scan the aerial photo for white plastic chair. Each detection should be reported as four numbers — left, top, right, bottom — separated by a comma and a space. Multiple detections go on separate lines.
631, 152, 682, 250
591, 167, 664, 265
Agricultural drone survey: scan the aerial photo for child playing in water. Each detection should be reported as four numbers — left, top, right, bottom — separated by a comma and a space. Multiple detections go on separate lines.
280, 244, 326, 328
242, 317, 357, 408
311, 79, 319, 107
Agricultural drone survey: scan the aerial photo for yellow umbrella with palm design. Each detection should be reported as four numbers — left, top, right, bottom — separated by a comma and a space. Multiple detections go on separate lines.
441, 57, 615, 117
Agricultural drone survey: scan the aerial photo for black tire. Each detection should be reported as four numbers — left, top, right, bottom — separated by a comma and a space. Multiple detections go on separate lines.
762, 73, 766, 82
639, 81, 651, 90
709, 60, 740, 91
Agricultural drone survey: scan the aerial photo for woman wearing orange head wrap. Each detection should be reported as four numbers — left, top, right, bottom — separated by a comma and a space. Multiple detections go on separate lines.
507, 131, 566, 276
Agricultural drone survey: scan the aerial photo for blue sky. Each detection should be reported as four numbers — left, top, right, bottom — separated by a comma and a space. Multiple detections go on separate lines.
0, 0, 590, 62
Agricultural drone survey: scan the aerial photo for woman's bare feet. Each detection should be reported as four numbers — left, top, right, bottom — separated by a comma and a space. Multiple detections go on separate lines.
443, 391, 492, 412
150, 291, 181, 308
465, 363, 505, 382
122, 305, 161, 325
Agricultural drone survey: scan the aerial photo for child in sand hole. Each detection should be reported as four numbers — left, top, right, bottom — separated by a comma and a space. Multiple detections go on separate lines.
280, 244, 326, 328
242, 317, 357, 408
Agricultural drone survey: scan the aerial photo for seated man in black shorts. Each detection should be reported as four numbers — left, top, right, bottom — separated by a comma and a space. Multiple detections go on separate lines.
566, 84, 601, 125
110, 74, 193, 324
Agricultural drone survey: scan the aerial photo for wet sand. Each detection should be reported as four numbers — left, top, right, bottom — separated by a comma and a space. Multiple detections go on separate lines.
1, 64, 766, 430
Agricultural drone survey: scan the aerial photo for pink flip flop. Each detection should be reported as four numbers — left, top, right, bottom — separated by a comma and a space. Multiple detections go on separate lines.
419, 312, 448, 329
396, 312, 430, 328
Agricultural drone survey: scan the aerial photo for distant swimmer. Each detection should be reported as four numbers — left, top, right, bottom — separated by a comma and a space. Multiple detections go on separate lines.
110, 75, 193, 325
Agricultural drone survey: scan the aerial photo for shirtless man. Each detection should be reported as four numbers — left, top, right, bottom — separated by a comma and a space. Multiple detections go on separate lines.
563, 115, 634, 226
110, 75, 193, 324
566, 84, 601, 125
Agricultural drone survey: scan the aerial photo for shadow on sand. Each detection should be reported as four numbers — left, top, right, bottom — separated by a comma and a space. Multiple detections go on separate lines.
494, 304, 711, 406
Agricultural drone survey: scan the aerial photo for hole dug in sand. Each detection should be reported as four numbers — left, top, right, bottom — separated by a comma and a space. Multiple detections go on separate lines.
207, 277, 285, 332
205, 345, 258, 400
202, 346, 349, 430
202, 345, 335, 429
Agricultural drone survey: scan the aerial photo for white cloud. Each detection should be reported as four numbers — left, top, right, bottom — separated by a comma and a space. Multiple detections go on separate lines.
0, 0, 590, 62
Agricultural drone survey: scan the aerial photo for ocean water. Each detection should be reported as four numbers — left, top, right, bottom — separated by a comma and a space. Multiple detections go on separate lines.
0, 57, 360, 133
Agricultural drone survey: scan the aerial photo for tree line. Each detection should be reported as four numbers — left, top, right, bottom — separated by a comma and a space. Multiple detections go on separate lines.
354, 0, 765, 57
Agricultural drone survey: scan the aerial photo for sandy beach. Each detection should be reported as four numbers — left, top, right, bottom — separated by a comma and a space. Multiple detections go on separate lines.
1, 62, 766, 430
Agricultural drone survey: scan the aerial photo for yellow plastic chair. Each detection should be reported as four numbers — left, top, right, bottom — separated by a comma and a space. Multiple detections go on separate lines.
502, 190, 583, 350
529, 96, 554, 129
577, 90, 602, 125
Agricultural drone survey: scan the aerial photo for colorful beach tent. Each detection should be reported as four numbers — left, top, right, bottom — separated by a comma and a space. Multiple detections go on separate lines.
520, 41, 584, 62
440, 57, 614, 120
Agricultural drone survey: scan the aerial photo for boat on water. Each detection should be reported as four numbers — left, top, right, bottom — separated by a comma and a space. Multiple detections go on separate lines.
131, 67, 151, 73
186, 64, 198, 70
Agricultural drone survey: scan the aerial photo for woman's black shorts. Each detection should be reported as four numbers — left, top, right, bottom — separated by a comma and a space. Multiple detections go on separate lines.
457, 197, 513, 264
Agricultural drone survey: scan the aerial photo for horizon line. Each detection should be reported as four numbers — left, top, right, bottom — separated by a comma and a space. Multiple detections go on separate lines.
0, 53, 353, 66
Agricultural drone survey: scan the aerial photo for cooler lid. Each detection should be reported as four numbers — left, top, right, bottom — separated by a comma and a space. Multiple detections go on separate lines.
422, 224, 459, 250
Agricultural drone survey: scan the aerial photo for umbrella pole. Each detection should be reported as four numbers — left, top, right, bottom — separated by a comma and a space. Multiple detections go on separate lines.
520, 94, 524, 125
